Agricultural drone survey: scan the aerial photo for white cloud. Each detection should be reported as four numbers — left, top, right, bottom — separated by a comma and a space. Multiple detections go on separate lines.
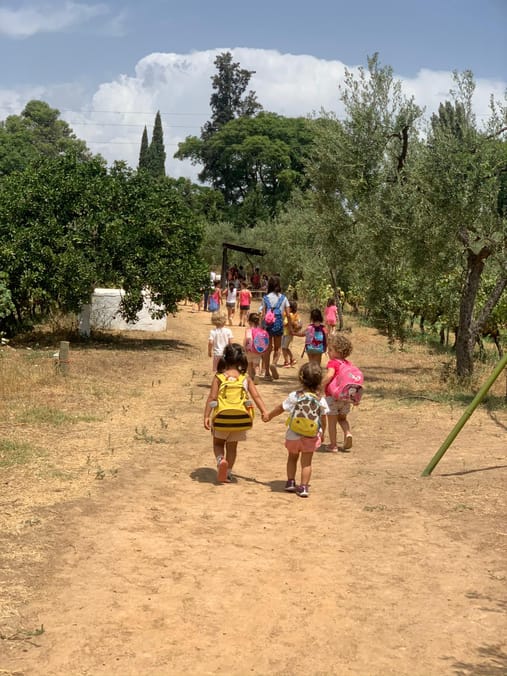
1, 48, 506, 180
0, 1, 110, 37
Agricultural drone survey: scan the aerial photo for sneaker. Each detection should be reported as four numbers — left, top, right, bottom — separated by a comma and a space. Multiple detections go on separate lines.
217, 456, 228, 483
269, 364, 279, 380
226, 470, 234, 483
296, 484, 309, 498
285, 479, 297, 492
283, 363, 291, 368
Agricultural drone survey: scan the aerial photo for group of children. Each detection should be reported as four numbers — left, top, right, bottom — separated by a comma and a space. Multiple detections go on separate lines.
204, 313, 360, 497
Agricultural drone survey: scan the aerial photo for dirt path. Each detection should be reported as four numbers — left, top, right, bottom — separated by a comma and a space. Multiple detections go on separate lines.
1, 307, 506, 676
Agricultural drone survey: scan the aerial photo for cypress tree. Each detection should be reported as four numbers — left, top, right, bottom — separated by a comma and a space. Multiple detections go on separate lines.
147, 111, 166, 177
138, 125, 149, 170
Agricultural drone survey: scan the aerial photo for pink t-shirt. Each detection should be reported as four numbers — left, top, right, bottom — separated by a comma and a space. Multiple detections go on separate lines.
325, 305, 337, 325
324, 358, 342, 396
239, 289, 252, 306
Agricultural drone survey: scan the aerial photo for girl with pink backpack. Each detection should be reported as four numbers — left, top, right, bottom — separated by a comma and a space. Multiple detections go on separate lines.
321, 333, 363, 452
243, 312, 269, 384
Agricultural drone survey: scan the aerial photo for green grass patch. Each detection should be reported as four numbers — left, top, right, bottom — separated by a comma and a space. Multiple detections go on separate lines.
17, 406, 100, 426
0, 439, 38, 468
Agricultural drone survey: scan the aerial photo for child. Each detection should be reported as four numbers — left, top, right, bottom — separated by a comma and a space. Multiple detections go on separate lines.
324, 298, 338, 335
243, 312, 266, 383
204, 343, 268, 483
208, 312, 233, 371
321, 333, 356, 452
264, 362, 329, 498
223, 281, 238, 326
303, 308, 327, 366
208, 281, 222, 313
238, 281, 252, 327
281, 300, 301, 367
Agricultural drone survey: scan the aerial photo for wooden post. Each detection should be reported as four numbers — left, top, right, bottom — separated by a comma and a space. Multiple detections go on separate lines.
59, 341, 70, 375
422, 353, 507, 476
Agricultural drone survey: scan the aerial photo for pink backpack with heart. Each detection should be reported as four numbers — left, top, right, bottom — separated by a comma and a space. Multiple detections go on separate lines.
326, 358, 364, 404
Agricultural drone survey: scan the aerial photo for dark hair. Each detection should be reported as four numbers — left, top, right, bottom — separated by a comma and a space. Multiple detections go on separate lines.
310, 308, 323, 323
267, 275, 281, 294
289, 300, 298, 313
327, 298, 335, 307
228, 281, 235, 290
217, 343, 248, 374
248, 312, 260, 327
298, 362, 323, 392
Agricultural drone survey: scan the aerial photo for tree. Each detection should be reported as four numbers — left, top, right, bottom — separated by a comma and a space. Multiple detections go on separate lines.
0, 100, 91, 175
177, 112, 314, 224
138, 125, 149, 170
175, 51, 264, 212
415, 73, 507, 377
147, 111, 166, 178
0, 156, 207, 333
202, 51, 262, 140
306, 55, 423, 342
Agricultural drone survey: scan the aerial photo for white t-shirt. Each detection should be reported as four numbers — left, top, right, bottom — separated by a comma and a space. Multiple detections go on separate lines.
226, 287, 237, 305
261, 292, 289, 314
209, 327, 233, 357
283, 390, 329, 440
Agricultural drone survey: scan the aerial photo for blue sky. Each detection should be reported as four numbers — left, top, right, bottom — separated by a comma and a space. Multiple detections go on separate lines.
0, 0, 506, 177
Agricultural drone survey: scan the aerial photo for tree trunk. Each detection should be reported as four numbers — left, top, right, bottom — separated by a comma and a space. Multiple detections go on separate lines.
455, 249, 488, 379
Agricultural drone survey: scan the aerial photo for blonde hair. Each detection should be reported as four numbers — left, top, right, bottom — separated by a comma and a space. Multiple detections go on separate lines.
328, 333, 352, 359
211, 312, 227, 327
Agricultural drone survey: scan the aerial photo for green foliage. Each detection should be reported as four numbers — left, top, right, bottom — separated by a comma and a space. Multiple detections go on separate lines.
147, 111, 166, 178
0, 100, 91, 175
138, 126, 149, 170
202, 51, 262, 139
177, 112, 315, 225
0, 154, 207, 332
0, 272, 14, 319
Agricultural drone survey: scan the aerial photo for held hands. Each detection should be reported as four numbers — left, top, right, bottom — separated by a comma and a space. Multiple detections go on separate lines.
262, 411, 271, 423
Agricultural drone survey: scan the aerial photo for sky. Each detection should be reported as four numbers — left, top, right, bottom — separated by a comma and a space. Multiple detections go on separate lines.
0, 0, 506, 179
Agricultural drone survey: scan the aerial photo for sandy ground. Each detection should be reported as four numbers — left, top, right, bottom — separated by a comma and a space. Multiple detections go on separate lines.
1, 306, 506, 676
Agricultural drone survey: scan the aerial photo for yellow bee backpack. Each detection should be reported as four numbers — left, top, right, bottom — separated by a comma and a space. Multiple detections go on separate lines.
212, 373, 254, 432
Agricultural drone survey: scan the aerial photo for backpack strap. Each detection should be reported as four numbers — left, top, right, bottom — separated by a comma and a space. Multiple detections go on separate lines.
263, 295, 271, 310
273, 295, 284, 311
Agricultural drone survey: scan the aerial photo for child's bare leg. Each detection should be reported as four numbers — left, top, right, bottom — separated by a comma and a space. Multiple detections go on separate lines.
286, 452, 298, 481
327, 414, 339, 450
299, 452, 313, 486
320, 415, 327, 443
338, 414, 352, 449
262, 346, 271, 377
282, 347, 290, 364
213, 438, 226, 462
225, 441, 238, 470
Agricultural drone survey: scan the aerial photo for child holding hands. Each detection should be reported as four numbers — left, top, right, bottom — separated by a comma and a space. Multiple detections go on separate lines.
204, 343, 268, 483
264, 362, 329, 498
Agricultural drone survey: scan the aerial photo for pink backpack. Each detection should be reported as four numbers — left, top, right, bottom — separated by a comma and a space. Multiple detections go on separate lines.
326, 359, 364, 404
247, 327, 269, 354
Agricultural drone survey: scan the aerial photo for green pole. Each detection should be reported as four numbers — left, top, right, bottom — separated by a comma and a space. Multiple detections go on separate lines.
422, 353, 507, 476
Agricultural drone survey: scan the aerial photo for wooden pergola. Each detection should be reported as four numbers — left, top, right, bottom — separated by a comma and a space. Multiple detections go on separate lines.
220, 242, 266, 289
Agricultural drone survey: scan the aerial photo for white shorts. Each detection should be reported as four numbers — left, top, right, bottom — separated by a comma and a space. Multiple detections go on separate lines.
325, 396, 351, 416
